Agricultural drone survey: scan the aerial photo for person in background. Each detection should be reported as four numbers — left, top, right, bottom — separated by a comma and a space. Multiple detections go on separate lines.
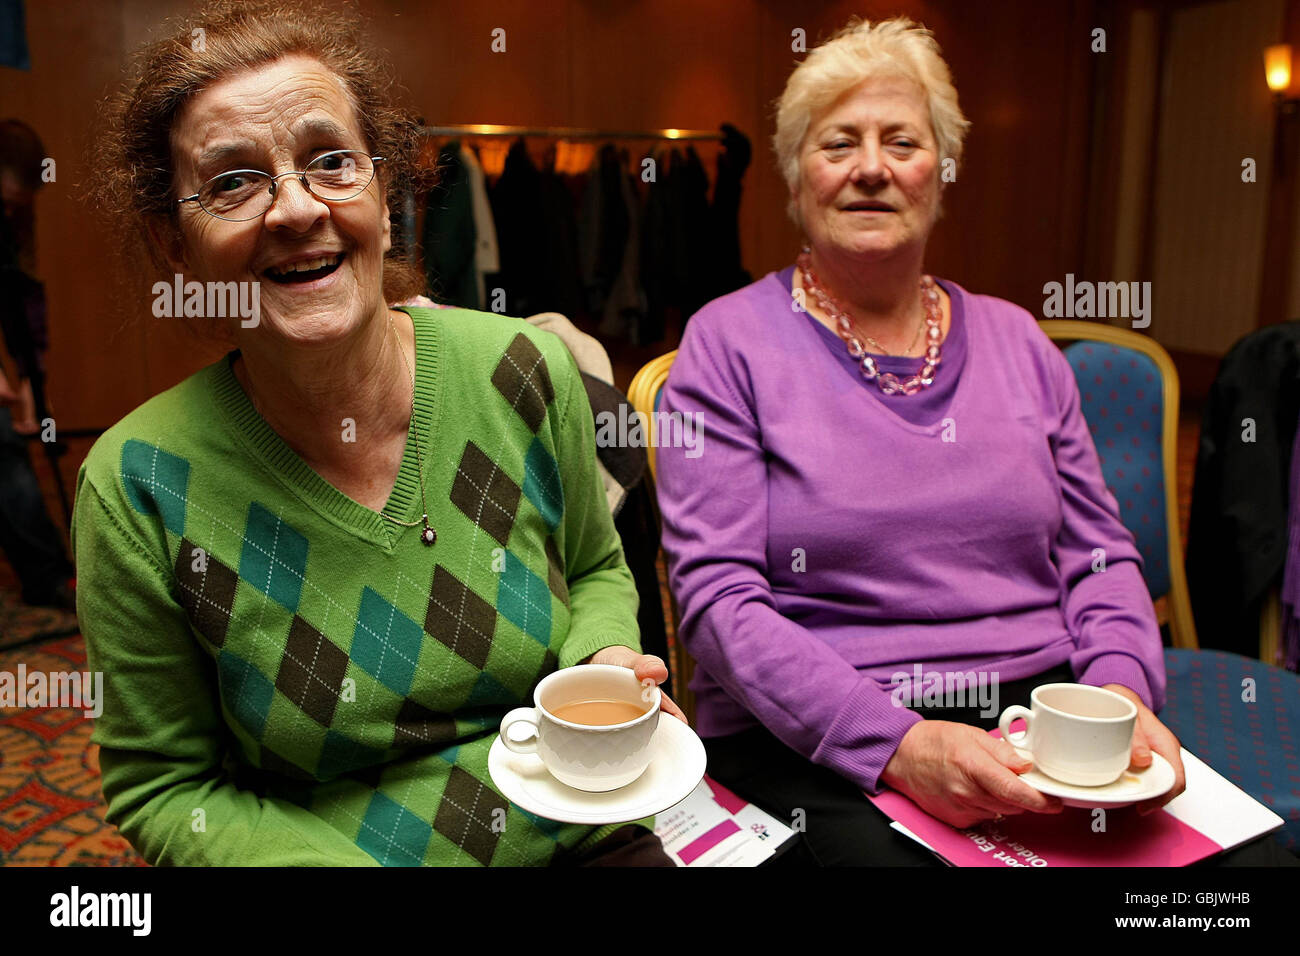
0, 118, 75, 612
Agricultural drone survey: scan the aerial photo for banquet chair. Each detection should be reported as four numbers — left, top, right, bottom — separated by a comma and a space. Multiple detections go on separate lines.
1042, 320, 1300, 851
627, 351, 693, 723
1039, 320, 1195, 648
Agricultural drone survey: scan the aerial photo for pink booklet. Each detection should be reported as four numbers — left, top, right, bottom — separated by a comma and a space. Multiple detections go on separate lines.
867, 744, 1284, 867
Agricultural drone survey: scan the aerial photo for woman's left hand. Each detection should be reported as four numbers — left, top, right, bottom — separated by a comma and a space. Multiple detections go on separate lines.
583, 645, 689, 724
1101, 683, 1187, 813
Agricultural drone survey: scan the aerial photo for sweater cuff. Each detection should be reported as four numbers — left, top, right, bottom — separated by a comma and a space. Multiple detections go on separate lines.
558, 626, 643, 670
1076, 654, 1155, 711
811, 680, 924, 795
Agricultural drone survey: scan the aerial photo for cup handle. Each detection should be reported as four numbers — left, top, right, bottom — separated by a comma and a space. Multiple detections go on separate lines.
500, 707, 540, 755
998, 705, 1033, 753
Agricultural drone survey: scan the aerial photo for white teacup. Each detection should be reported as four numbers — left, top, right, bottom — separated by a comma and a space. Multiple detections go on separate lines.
997, 683, 1137, 787
498, 664, 661, 792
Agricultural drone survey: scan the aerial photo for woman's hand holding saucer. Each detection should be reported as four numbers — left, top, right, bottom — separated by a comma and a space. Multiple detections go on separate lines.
1101, 683, 1187, 814
881, 720, 1064, 829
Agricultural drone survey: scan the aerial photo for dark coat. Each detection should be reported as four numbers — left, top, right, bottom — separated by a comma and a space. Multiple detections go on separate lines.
1186, 321, 1300, 657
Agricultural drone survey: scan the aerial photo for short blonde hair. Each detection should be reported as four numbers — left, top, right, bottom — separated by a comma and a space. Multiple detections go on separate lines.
774, 17, 971, 225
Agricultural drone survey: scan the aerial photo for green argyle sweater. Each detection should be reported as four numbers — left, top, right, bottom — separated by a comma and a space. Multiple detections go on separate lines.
71, 306, 645, 866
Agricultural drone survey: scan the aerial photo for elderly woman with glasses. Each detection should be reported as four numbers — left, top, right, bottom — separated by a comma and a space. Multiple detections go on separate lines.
74, 0, 680, 867
654, 18, 1209, 866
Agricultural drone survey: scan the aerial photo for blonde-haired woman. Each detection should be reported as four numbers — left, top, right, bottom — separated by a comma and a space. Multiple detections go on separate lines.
656, 17, 1198, 865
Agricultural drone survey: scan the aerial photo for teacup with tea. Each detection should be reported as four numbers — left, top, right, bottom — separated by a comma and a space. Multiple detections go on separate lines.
498, 664, 662, 791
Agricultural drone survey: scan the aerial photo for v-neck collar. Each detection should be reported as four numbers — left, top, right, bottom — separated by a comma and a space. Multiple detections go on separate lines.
208, 306, 443, 549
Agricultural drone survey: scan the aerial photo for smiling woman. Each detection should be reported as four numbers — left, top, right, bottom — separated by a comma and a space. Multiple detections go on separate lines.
73, 0, 676, 868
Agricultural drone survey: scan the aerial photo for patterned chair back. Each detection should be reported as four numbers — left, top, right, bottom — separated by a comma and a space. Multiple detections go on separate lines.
1040, 320, 1196, 649
1061, 341, 1171, 599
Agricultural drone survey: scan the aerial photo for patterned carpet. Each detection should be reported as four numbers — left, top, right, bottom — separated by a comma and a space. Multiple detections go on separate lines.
0, 588, 79, 651
0, 632, 145, 866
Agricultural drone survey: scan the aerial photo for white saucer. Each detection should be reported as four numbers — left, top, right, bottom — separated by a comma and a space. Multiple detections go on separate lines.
488, 715, 707, 825
1009, 744, 1176, 808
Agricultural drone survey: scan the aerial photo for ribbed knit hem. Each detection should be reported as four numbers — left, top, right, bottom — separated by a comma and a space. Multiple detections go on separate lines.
812, 679, 925, 794
1077, 653, 1157, 711
558, 625, 644, 669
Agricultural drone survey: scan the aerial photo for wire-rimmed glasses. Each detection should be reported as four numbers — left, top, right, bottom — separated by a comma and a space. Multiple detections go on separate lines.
177, 150, 384, 222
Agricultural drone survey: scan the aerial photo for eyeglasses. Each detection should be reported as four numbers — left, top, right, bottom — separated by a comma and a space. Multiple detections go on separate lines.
177, 150, 384, 222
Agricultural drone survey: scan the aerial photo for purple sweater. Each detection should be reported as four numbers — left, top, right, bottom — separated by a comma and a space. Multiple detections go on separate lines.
656, 269, 1166, 794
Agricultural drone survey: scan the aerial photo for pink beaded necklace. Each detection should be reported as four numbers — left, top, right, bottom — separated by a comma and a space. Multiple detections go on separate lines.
796, 248, 944, 396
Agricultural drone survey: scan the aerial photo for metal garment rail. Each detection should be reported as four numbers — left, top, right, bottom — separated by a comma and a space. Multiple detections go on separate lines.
419, 124, 724, 141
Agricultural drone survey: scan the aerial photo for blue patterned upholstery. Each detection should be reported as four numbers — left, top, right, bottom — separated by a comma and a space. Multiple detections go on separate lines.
1161, 649, 1300, 851
1061, 342, 1170, 598
1055, 332, 1300, 857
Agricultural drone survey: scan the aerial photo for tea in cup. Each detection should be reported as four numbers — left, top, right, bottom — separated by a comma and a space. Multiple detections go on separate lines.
498, 664, 661, 791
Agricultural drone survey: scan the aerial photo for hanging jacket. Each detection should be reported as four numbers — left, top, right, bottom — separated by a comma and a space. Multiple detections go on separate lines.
460, 144, 499, 308
705, 123, 752, 303
421, 142, 479, 309
1186, 321, 1300, 659
489, 139, 547, 317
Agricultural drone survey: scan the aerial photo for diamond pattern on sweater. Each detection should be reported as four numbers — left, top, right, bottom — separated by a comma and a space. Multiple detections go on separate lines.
522, 437, 563, 532
240, 501, 309, 613
491, 333, 554, 433
218, 649, 275, 740
433, 764, 508, 866
359, 790, 433, 866
174, 535, 238, 647
317, 728, 387, 779
425, 565, 496, 669
352, 586, 424, 697
276, 615, 349, 728
121, 439, 190, 535
392, 697, 457, 749
497, 549, 552, 646
465, 669, 516, 708
450, 440, 522, 546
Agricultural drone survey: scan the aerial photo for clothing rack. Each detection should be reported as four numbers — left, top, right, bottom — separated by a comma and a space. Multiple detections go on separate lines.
419, 124, 724, 141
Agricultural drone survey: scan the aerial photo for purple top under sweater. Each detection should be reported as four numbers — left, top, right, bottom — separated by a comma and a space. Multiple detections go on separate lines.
656, 268, 1166, 793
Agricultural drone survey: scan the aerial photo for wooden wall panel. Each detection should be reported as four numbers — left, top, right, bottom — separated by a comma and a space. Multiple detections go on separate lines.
3, 0, 1101, 436
1150, 0, 1284, 354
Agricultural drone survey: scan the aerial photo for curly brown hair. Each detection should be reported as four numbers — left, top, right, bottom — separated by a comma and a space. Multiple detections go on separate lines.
94, 0, 428, 338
